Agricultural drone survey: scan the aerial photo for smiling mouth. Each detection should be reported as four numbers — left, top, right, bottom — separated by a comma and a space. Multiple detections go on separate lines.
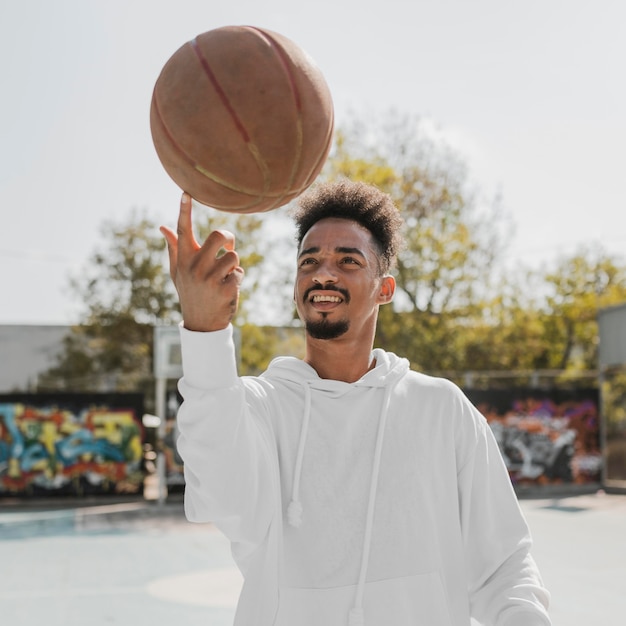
311, 294, 342, 303
303, 286, 350, 305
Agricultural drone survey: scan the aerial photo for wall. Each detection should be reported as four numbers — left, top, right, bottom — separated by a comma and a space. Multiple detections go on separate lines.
466, 388, 601, 489
0, 393, 144, 497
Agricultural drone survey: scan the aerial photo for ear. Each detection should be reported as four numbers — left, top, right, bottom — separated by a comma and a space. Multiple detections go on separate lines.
377, 275, 395, 304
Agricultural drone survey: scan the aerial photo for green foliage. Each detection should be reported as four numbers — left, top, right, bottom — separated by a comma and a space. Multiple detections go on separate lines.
540, 246, 626, 370
329, 113, 507, 372
329, 112, 626, 380
39, 209, 175, 394
38, 110, 626, 396
76, 208, 179, 326
239, 324, 305, 376
38, 207, 272, 395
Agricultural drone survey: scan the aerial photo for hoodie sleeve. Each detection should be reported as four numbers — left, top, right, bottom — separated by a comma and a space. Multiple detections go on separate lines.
175, 324, 277, 551
455, 393, 552, 626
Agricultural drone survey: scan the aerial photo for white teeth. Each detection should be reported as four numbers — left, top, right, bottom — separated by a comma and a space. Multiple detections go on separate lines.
312, 295, 341, 303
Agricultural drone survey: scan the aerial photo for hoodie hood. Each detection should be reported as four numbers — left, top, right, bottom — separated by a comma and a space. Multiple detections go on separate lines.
262, 348, 410, 395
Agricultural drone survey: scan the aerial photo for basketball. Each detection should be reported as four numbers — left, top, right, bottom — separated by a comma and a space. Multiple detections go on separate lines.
150, 25, 334, 213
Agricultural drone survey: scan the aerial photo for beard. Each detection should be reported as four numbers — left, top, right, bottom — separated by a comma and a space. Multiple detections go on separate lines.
300, 285, 351, 340
305, 315, 350, 340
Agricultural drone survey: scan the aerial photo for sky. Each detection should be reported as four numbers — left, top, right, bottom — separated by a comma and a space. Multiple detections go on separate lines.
1, 0, 625, 325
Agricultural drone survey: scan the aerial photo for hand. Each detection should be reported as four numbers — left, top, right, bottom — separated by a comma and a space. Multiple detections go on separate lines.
160, 193, 244, 332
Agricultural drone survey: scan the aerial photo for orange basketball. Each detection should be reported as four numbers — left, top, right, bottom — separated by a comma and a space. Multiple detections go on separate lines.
150, 25, 334, 213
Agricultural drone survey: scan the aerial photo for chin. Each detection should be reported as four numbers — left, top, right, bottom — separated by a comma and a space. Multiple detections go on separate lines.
305, 317, 350, 340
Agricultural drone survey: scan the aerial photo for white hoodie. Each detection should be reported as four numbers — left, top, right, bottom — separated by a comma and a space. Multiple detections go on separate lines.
176, 325, 551, 626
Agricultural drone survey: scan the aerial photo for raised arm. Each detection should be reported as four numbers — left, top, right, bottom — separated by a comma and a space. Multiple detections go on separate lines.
160, 193, 278, 552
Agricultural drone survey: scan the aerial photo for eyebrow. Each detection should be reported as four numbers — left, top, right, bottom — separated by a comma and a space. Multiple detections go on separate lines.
298, 246, 367, 259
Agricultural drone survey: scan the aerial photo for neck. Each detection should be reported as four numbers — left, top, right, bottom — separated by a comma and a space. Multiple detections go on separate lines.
304, 333, 375, 383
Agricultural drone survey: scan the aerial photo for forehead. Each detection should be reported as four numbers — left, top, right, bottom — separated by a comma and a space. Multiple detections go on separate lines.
299, 217, 375, 252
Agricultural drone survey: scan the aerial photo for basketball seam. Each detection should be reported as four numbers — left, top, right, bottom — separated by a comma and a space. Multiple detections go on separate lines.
189, 37, 272, 197
245, 26, 304, 210
152, 95, 265, 206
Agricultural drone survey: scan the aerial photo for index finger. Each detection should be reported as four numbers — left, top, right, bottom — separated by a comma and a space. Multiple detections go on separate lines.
176, 192, 201, 256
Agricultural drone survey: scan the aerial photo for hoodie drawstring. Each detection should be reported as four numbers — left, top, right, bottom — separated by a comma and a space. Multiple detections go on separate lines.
348, 383, 393, 626
288, 378, 396, 626
288, 382, 311, 528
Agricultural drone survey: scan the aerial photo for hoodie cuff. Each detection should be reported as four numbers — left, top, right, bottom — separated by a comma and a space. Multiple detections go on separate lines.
179, 323, 239, 390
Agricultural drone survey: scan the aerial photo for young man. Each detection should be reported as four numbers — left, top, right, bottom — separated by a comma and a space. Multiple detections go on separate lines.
161, 180, 551, 626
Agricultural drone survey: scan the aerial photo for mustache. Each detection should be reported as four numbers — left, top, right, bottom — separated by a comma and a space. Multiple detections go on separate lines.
303, 284, 350, 303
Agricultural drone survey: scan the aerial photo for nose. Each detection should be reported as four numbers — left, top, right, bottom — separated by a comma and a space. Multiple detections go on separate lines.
312, 260, 338, 285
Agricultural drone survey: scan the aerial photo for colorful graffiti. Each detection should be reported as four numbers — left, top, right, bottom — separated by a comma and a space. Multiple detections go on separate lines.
467, 389, 602, 486
0, 394, 144, 497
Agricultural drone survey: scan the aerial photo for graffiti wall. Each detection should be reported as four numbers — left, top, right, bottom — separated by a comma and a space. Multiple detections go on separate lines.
0, 393, 144, 497
466, 388, 601, 487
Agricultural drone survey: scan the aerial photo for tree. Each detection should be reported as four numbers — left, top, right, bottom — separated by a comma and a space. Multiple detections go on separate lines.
40, 112, 626, 394
38, 209, 178, 393
451, 246, 626, 385
38, 206, 276, 393
540, 246, 626, 371
323, 112, 626, 382
326, 112, 509, 372
446, 272, 556, 386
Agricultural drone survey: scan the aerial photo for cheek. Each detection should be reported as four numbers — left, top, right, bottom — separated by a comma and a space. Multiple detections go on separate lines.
294, 279, 306, 305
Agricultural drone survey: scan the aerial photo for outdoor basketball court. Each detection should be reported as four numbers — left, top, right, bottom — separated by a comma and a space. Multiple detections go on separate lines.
0, 491, 625, 625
